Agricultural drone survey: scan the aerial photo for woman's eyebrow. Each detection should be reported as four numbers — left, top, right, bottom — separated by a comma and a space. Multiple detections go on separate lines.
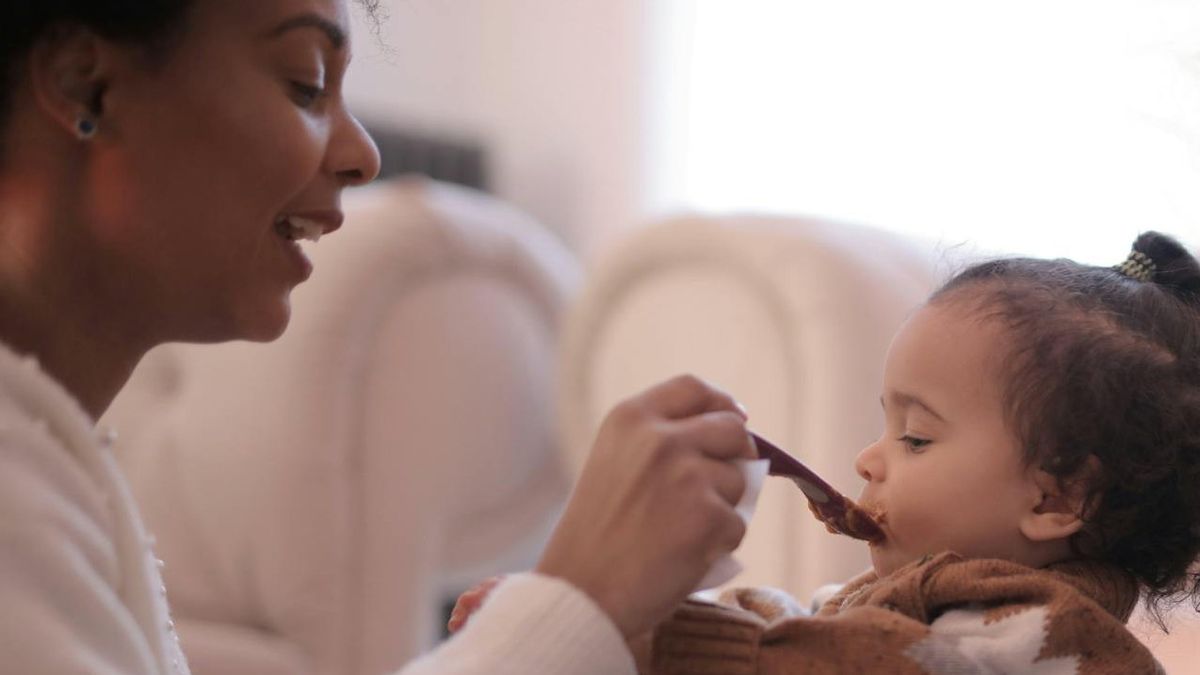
265, 13, 347, 50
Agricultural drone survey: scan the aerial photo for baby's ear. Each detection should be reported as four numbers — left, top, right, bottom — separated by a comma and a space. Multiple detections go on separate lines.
1019, 456, 1101, 543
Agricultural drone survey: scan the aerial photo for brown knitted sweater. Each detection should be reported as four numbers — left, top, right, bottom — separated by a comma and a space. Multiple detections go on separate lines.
641, 552, 1163, 674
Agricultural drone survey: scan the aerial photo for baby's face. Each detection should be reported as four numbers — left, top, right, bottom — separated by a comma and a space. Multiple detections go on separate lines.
856, 301, 1044, 577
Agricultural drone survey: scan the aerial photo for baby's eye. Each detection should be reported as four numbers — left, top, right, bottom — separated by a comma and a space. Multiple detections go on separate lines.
899, 435, 931, 453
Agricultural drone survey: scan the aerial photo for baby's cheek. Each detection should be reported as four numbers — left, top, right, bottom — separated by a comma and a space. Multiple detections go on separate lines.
883, 500, 944, 554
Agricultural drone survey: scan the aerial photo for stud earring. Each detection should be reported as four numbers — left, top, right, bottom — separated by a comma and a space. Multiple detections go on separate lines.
76, 117, 97, 140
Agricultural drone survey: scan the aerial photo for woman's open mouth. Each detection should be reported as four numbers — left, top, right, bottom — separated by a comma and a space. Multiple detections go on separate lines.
274, 215, 325, 242
271, 216, 316, 280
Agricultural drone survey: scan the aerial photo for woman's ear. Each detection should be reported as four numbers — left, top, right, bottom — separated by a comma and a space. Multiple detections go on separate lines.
26, 26, 113, 138
1019, 456, 1101, 543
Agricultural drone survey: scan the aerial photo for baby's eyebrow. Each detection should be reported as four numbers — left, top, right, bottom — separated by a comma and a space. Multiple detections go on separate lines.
880, 391, 947, 423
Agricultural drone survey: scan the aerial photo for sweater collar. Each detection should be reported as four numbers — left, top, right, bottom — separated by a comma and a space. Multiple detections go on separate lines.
822, 551, 1139, 623
0, 339, 100, 456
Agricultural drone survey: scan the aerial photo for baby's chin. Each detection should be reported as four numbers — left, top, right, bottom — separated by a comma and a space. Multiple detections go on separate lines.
868, 542, 916, 578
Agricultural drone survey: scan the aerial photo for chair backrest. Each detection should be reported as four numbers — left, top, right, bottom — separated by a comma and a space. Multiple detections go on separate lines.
102, 177, 580, 675
558, 214, 940, 597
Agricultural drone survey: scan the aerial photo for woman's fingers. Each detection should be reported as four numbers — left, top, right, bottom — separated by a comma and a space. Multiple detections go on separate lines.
658, 412, 754, 505
630, 374, 750, 425
535, 375, 756, 638
705, 490, 750, 561
618, 376, 756, 462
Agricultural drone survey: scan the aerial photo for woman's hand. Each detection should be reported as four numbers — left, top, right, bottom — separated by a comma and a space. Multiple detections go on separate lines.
535, 375, 756, 639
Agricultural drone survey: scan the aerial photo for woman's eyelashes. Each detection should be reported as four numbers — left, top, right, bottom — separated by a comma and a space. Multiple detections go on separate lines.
289, 80, 327, 108
899, 434, 931, 453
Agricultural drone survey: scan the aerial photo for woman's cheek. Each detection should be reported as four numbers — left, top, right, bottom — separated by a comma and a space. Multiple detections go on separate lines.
270, 116, 329, 187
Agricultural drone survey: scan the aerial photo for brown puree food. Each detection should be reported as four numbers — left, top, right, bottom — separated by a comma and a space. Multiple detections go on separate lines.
807, 497, 887, 543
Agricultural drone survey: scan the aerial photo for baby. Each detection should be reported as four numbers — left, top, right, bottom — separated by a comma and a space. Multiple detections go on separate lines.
643, 231, 1199, 674
452, 232, 1199, 674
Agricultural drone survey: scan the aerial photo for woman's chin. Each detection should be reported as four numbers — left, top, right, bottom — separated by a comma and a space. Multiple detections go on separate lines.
242, 303, 291, 342
205, 296, 292, 343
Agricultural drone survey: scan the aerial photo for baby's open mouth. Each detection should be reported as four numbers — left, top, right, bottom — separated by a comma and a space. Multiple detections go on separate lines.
808, 497, 887, 543
852, 502, 887, 544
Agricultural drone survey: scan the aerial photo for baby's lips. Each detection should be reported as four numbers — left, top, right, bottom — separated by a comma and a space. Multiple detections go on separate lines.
853, 501, 888, 543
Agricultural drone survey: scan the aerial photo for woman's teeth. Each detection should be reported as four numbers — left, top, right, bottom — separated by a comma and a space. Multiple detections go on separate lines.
275, 216, 323, 243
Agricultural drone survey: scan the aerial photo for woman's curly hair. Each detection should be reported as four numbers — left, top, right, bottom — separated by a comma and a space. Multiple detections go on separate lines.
932, 231, 1200, 626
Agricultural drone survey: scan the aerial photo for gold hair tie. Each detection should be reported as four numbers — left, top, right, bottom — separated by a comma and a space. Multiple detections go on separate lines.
1114, 250, 1157, 282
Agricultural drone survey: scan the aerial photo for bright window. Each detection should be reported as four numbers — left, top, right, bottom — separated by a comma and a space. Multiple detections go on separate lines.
649, 0, 1200, 263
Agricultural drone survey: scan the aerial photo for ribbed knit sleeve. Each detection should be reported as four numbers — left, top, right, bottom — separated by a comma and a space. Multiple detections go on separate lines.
399, 572, 636, 674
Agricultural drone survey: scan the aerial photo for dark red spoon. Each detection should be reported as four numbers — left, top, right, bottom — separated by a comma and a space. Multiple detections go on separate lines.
752, 432, 885, 543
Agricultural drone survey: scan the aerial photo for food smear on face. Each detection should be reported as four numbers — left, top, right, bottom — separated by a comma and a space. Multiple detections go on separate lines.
806, 492, 887, 543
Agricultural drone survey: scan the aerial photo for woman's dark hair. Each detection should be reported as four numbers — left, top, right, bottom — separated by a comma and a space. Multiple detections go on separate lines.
932, 231, 1200, 626
0, 2, 196, 135
0, 1, 381, 148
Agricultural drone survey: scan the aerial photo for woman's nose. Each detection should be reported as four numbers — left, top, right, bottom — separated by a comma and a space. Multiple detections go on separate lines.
854, 440, 885, 482
328, 110, 382, 188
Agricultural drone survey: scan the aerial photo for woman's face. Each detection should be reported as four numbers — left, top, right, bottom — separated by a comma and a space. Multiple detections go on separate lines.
88, 0, 379, 343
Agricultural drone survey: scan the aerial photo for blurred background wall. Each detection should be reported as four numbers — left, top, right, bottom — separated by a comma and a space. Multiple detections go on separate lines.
345, 0, 1200, 263
344, 0, 652, 255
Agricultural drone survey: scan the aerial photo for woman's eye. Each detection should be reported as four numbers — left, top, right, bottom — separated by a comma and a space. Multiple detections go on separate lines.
290, 81, 326, 107
899, 435, 931, 453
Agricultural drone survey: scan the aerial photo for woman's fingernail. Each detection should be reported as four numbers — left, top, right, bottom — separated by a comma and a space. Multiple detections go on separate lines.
735, 401, 749, 419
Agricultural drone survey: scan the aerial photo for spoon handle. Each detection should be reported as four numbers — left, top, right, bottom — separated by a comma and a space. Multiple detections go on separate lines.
751, 432, 885, 543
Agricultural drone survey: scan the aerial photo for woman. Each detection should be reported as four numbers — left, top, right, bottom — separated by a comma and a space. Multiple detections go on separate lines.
0, 1, 754, 673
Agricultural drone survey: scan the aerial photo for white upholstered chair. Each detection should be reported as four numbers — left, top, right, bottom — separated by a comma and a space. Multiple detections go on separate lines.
558, 213, 941, 599
100, 177, 580, 675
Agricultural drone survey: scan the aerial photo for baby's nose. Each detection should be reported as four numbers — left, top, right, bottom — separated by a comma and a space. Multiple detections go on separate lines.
854, 441, 884, 481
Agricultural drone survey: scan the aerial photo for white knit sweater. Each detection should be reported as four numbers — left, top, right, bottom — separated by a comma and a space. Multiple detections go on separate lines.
0, 341, 634, 674
0, 343, 190, 673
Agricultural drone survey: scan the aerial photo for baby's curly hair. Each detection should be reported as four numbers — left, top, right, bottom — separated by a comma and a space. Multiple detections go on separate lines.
931, 231, 1200, 626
